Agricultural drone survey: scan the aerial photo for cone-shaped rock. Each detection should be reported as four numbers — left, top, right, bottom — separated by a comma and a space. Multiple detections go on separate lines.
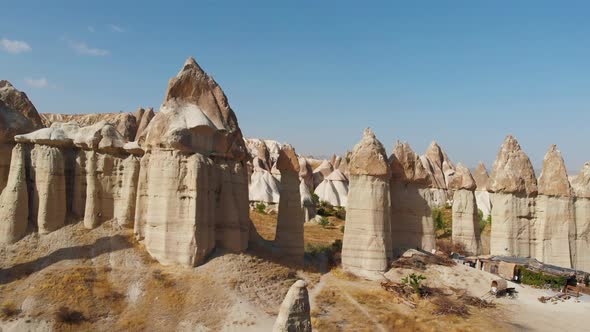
0, 144, 29, 243
315, 169, 349, 207
275, 144, 304, 264
298, 157, 314, 190
342, 128, 392, 278
572, 163, 590, 272
139, 57, 247, 159
489, 135, 537, 257
312, 159, 333, 188
473, 162, 492, 221
272, 280, 312, 332
134, 107, 155, 141
390, 141, 437, 254
449, 163, 481, 255
0, 80, 44, 143
535, 145, 575, 268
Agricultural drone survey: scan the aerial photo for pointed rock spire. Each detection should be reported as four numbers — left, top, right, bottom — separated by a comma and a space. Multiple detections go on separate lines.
473, 162, 489, 190
571, 162, 590, 198
0, 80, 44, 143
390, 140, 431, 185
276, 144, 300, 173
447, 163, 477, 191
489, 135, 538, 194
348, 128, 390, 177
538, 144, 571, 197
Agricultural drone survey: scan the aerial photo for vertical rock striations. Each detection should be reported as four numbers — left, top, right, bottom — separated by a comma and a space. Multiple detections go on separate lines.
571, 163, 590, 272
488, 135, 537, 258
389, 141, 436, 255
0, 144, 29, 243
272, 280, 312, 332
449, 163, 481, 255
134, 57, 249, 266
274, 144, 304, 264
342, 128, 392, 278
535, 145, 575, 268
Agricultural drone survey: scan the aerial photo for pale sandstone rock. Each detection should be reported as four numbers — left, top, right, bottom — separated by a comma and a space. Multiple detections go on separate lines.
123, 141, 144, 156
83, 151, 140, 229
41, 111, 139, 141
312, 159, 333, 188
298, 157, 314, 190
300, 181, 316, 222
272, 280, 312, 332
447, 163, 476, 191
315, 169, 348, 207
249, 158, 281, 203
30, 145, 66, 234
274, 145, 304, 264
0, 144, 29, 243
451, 189, 482, 255
139, 57, 247, 160
342, 129, 392, 278
423, 141, 452, 189
389, 142, 435, 254
244, 138, 272, 171
139, 150, 217, 266
0, 143, 13, 193
535, 145, 575, 268
134, 107, 155, 141
572, 163, 590, 272
489, 136, 538, 258
0, 80, 44, 143
215, 160, 249, 252
473, 162, 492, 219
488, 135, 538, 195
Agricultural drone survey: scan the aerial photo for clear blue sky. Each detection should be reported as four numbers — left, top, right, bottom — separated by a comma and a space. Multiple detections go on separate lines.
2, 1, 589, 172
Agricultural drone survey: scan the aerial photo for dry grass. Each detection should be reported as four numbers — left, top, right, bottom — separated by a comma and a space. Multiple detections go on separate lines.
0, 301, 21, 319
250, 210, 278, 241
436, 239, 469, 256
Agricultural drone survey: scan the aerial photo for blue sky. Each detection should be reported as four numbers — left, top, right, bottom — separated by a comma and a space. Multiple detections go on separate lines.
1, 1, 589, 172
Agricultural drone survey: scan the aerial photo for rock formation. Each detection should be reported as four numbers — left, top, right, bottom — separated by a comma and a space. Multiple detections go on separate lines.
0, 80, 44, 193
535, 145, 575, 268
571, 163, 590, 272
249, 157, 281, 203
40, 111, 145, 141
274, 145, 304, 264
272, 280, 312, 332
298, 157, 314, 191
488, 135, 538, 258
389, 141, 436, 255
312, 159, 333, 188
0, 144, 29, 243
314, 169, 348, 207
134, 57, 249, 266
299, 181, 316, 222
473, 162, 492, 219
134, 107, 155, 140
449, 163, 481, 255
342, 128, 392, 278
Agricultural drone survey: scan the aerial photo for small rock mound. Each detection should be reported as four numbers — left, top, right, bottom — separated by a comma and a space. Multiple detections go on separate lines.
272, 280, 312, 332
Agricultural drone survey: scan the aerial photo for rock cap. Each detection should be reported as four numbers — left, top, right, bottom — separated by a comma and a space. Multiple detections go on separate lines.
348, 128, 390, 177
488, 135, 538, 194
538, 144, 571, 197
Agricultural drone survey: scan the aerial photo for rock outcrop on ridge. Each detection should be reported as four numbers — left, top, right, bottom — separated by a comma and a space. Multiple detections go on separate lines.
449, 163, 481, 255
342, 128, 392, 278
272, 280, 312, 332
488, 135, 538, 258
389, 141, 436, 255
312, 159, 334, 188
473, 162, 492, 219
274, 145, 304, 264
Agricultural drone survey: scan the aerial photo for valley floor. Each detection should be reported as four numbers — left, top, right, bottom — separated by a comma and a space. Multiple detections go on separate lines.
0, 212, 588, 331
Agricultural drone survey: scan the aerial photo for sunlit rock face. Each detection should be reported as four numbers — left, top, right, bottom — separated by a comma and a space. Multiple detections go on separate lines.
535, 145, 575, 268
473, 162, 492, 220
389, 141, 436, 255
342, 129, 392, 278
448, 163, 481, 255
274, 145, 304, 264
488, 135, 538, 258
571, 162, 590, 272
135, 57, 249, 266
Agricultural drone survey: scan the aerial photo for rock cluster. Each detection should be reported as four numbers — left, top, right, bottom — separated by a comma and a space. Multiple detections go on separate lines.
449, 163, 481, 255
0, 58, 252, 267
488, 136, 590, 271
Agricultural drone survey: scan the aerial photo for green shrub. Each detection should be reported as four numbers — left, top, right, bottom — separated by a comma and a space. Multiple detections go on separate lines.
334, 206, 346, 220
401, 273, 427, 296
517, 266, 567, 289
311, 193, 320, 206
318, 216, 333, 228
255, 202, 266, 214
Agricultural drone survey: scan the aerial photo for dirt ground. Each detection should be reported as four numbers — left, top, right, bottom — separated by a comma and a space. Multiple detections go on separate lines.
1, 212, 588, 331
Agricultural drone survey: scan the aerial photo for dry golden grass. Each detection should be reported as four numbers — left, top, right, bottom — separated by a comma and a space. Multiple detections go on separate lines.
250, 210, 278, 241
